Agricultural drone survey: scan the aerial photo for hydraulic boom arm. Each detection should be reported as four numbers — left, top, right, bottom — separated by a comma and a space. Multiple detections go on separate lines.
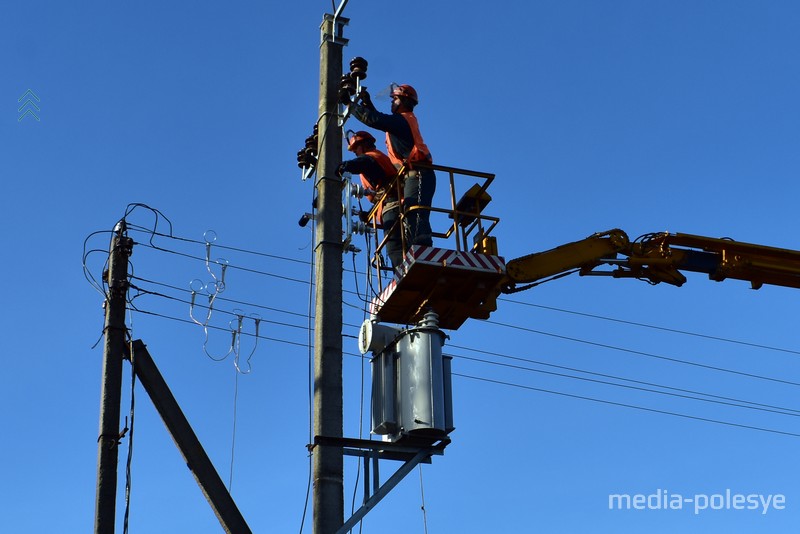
502, 229, 800, 293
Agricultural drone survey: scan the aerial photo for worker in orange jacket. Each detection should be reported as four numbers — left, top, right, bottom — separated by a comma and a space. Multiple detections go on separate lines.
351, 83, 435, 249
337, 131, 404, 268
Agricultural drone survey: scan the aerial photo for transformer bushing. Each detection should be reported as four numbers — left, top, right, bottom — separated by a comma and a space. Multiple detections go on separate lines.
359, 311, 454, 442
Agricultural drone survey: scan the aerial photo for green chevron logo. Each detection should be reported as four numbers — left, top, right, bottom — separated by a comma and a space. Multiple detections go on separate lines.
18, 89, 40, 122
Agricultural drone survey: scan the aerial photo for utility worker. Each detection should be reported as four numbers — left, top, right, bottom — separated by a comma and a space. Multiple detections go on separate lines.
337, 131, 404, 268
351, 83, 435, 249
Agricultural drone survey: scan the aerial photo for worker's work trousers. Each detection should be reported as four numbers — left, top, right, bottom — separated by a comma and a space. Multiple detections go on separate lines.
381, 200, 404, 268
403, 169, 435, 248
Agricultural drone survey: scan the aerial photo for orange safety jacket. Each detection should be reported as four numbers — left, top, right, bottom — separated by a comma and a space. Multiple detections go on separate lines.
360, 149, 399, 223
385, 111, 432, 167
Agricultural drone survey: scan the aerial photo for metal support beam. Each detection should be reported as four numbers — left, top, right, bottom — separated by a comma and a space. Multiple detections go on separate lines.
309, 436, 449, 533
335, 448, 435, 534
128, 340, 252, 534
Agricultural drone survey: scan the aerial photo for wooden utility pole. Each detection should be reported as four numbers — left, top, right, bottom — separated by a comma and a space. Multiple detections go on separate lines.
313, 12, 347, 534
94, 221, 133, 533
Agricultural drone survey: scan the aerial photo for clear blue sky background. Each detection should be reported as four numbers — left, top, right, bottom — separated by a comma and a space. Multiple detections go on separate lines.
3, 1, 800, 532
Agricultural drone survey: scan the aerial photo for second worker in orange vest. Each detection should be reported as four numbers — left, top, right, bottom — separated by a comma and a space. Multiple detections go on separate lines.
337, 131, 404, 268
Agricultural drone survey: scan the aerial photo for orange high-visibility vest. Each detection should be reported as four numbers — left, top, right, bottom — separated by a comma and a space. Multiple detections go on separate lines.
385, 111, 432, 167
360, 149, 398, 222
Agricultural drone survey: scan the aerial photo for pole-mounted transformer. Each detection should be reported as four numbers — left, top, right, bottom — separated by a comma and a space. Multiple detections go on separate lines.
359, 311, 454, 443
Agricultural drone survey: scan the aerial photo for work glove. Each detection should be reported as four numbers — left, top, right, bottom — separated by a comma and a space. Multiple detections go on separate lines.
358, 88, 374, 109
336, 162, 347, 177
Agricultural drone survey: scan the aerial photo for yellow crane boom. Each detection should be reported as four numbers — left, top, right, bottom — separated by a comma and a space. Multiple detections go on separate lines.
503, 229, 800, 293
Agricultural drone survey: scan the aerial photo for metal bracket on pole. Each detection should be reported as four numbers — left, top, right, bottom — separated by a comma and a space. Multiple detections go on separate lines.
338, 103, 352, 128
343, 175, 368, 252
300, 165, 315, 181
309, 436, 449, 534
321, 13, 349, 46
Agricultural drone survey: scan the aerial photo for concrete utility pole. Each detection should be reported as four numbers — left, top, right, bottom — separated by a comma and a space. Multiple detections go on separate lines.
95, 221, 133, 534
313, 12, 347, 534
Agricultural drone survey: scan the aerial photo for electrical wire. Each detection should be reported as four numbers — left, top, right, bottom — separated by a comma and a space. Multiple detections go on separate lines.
419, 466, 429, 534
229, 366, 240, 493
129, 308, 310, 348
453, 372, 800, 439
135, 241, 311, 286
122, 271, 137, 534
446, 345, 800, 415
346, 263, 799, 389
346, 221, 800, 425
131, 276, 369, 322
122, 341, 136, 534
448, 351, 800, 418
128, 282, 278, 366
83, 230, 114, 297
97, 201, 800, 529
498, 298, 800, 356
84, 243, 112, 349
124, 295, 800, 444
126, 237, 790, 420
340, 348, 800, 439
126, 225, 311, 266
344, 298, 371, 312
297, 106, 352, 532
299, 158, 320, 534
123, 203, 174, 248
129, 275, 310, 319
343, 290, 800, 395
128, 281, 308, 331
483, 319, 800, 388
233, 313, 261, 374
347, 251, 370, 532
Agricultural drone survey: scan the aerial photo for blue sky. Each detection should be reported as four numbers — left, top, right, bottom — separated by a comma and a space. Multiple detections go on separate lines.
4, 1, 800, 532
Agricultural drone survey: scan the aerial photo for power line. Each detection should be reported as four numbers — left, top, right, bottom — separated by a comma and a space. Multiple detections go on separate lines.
132, 249, 794, 411
126, 225, 311, 266
139, 224, 793, 394
134, 241, 312, 285
119, 225, 800, 363
128, 290, 800, 426
148, 326, 784, 456
130, 275, 310, 319
298, 162, 325, 534
499, 298, 800, 356
446, 344, 800, 415
483, 319, 800, 388
83, 230, 114, 297
104, 224, 800, 369
127, 226, 384, 301
448, 352, 800, 418
130, 275, 368, 333
339, 350, 800, 438
453, 372, 800, 439
129, 308, 310, 349
109, 207, 800, 446
129, 281, 308, 332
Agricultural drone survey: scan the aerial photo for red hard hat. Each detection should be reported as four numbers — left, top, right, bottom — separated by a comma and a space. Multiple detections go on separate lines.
391, 84, 418, 105
347, 130, 376, 151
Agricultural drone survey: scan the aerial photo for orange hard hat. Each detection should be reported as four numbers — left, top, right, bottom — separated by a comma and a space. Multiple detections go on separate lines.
391, 84, 418, 105
347, 130, 376, 151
